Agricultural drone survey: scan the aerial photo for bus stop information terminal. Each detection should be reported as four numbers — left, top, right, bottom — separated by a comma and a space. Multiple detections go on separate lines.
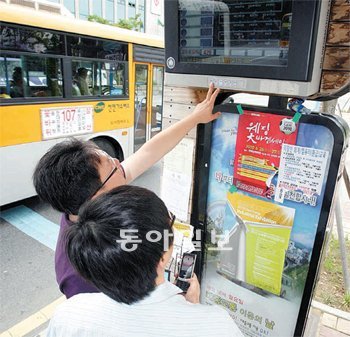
164, 1, 350, 336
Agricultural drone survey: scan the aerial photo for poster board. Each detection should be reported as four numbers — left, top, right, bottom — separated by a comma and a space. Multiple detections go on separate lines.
191, 104, 348, 336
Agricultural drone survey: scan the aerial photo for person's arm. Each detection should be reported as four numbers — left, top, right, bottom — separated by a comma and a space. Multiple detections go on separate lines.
122, 83, 221, 183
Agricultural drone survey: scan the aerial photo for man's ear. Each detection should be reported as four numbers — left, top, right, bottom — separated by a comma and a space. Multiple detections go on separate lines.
158, 248, 172, 269
158, 252, 168, 269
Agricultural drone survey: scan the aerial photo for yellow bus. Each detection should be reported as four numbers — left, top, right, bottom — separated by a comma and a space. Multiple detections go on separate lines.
0, 3, 165, 205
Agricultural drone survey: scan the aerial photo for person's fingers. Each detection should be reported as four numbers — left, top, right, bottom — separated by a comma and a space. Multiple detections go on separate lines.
206, 83, 215, 100
211, 111, 221, 121
185, 273, 199, 284
209, 87, 220, 104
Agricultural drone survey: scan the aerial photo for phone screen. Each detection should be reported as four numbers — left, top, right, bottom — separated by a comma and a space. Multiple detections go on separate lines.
178, 254, 196, 280
164, 270, 171, 281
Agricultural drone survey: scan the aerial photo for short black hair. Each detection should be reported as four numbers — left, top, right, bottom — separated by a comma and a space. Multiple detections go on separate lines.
65, 185, 174, 304
33, 138, 101, 215
78, 67, 88, 75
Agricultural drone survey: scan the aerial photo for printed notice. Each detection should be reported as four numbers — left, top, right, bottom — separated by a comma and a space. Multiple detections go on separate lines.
161, 170, 192, 222
225, 193, 295, 296
161, 138, 195, 222
41, 106, 93, 140
275, 144, 329, 204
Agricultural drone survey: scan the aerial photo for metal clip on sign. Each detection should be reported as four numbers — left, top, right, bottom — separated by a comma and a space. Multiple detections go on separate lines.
288, 98, 311, 123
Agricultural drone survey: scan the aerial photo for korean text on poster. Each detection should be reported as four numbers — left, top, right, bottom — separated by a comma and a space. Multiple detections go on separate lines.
225, 193, 294, 295
161, 138, 195, 222
234, 112, 297, 197
275, 144, 329, 205
41, 106, 93, 140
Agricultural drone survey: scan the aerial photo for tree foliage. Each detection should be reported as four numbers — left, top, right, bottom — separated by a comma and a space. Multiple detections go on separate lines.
87, 15, 110, 25
116, 14, 143, 31
88, 14, 143, 31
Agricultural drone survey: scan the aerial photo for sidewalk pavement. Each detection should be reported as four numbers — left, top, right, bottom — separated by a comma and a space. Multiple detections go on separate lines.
307, 301, 350, 337
0, 297, 65, 337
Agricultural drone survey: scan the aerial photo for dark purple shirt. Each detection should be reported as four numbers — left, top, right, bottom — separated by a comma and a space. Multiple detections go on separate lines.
55, 214, 98, 298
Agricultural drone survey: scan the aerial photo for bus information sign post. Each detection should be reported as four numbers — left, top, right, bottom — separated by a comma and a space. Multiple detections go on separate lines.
191, 104, 349, 337
163, 2, 349, 333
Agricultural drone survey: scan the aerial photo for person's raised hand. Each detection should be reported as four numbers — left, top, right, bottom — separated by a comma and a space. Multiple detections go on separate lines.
191, 83, 221, 124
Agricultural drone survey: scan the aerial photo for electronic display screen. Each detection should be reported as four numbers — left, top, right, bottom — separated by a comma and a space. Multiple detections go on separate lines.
179, 0, 293, 67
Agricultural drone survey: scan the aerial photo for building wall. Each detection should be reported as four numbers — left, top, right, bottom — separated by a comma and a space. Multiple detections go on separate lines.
145, 0, 164, 37
43, 0, 164, 36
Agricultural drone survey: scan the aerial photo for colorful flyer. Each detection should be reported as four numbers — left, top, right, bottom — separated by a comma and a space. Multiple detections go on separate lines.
234, 111, 298, 197
225, 193, 294, 295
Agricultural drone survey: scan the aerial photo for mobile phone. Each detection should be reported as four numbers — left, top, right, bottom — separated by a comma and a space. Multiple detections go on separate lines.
176, 253, 197, 292
164, 269, 171, 282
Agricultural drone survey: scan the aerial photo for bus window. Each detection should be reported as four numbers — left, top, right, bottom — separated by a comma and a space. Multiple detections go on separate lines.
67, 36, 128, 61
151, 65, 164, 138
0, 56, 21, 97
100, 62, 126, 96
26, 56, 63, 97
72, 60, 127, 97
0, 55, 63, 98
72, 62, 94, 96
0, 26, 65, 55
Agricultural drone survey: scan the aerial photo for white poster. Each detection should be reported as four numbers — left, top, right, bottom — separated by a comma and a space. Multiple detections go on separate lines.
41, 106, 93, 140
151, 0, 161, 15
161, 138, 194, 222
275, 144, 329, 204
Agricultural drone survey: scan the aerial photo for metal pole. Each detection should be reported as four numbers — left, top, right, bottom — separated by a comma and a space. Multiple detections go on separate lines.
268, 96, 288, 109
343, 167, 350, 199
321, 99, 338, 114
335, 196, 350, 294
321, 98, 350, 293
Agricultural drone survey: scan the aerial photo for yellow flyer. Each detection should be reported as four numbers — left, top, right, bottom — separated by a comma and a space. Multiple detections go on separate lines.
227, 193, 295, 295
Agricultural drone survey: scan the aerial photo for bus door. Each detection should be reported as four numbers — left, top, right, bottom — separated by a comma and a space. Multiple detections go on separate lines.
134, 63, 164, 152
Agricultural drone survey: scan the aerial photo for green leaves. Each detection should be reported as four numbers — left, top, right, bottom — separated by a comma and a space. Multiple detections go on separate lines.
87, 14, 143, 32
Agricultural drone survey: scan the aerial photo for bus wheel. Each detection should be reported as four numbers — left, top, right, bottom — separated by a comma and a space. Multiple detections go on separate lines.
92, 137, 124, 161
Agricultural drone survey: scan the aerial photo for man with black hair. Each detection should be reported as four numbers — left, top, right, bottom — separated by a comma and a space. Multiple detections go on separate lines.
33, 84, 221, 298
76, 67, 91, 95
47, 186, 243, 337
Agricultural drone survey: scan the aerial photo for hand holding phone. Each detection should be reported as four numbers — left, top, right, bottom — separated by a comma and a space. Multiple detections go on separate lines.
184, 273, 200, 304
176, 253, 197, 293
